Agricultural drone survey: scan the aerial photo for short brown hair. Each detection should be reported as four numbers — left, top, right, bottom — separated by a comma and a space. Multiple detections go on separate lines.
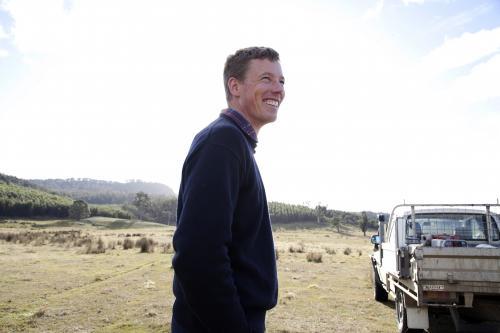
223, 47, 280, 102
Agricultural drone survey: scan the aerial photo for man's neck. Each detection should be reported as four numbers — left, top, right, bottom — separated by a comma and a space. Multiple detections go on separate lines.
227, 103, 260, 135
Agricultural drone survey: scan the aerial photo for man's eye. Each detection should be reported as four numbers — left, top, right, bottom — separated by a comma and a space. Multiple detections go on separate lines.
261, 76, 271, 81
280, 80, 285, 85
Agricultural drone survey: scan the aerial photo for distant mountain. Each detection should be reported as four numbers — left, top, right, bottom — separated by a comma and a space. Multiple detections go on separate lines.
29, 178, 175, 204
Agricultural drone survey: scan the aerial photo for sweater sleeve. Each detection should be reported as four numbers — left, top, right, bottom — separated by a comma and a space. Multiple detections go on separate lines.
172, 140, 250, 333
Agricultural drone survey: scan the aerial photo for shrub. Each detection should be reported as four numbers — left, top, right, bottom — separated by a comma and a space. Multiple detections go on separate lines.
324, 247, 336, 255
160, 242, 171, 254
343, 247, 352, 255
3, 233, 17, 243
123, 238, 134, 250
85, 238, 106, 254
136, 237, 155, 253
50, 234, 69, 245
306, 252, 322, 263
75, 237, 92, 247
33, 238, 45, 246
288, 243, 305, 253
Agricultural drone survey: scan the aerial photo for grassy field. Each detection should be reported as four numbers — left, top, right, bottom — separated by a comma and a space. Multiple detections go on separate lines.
0, 218, 396, 333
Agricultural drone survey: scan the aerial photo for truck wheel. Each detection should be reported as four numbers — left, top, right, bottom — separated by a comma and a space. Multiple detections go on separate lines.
395, 289, 409, 333
395, 289, 424, 333
372, 266, 388, 302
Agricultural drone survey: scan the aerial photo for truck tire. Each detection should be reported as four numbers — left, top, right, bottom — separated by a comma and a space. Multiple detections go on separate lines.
372, 265, 388, 302
395, 289, 424, 333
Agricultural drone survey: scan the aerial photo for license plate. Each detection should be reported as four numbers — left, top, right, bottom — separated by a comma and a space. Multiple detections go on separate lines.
423, 284, 445, 291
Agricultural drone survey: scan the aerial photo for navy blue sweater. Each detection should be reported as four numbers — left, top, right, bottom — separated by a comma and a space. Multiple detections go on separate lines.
172, 114, 278, 333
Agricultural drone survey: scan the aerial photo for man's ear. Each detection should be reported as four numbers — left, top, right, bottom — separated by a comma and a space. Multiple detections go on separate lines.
227, 77, 241, 98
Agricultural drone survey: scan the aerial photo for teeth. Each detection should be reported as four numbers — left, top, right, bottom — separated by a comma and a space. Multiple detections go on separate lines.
264, 99, 279, 107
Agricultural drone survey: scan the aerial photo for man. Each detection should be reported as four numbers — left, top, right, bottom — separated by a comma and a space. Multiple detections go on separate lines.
171, 47, 285, 333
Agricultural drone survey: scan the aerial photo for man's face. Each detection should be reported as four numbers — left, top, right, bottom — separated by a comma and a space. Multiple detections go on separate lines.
233, 59, 285, 131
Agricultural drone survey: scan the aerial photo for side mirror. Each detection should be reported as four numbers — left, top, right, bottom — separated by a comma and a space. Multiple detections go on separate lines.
378, 214, 386, 222
370, 235, 380, 245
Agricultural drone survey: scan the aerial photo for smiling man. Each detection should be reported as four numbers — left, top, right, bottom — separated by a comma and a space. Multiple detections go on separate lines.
171, 47, 285, 333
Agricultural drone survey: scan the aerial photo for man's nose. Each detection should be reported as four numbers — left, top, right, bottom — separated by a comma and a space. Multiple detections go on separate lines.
272, 80, 285, 95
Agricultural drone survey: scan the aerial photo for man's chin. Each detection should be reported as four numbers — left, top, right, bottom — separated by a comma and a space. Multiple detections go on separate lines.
262, 116, 278, 127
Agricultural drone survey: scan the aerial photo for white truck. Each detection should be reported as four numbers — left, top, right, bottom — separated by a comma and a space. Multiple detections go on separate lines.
370, 204, 500, 333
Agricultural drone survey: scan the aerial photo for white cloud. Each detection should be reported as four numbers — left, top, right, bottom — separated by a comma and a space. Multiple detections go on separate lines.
0, 49, 8, 57
0, 25, 9, 39
422, 27, 500, 73
431, 3, 493, 33
3, 0, 67, 54
449, 53, 500, 104
363, 0, 384, 20
402, 0, 425, 5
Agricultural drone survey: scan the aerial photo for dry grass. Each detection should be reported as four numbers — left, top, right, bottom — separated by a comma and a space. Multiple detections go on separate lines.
0, 221, 396, 333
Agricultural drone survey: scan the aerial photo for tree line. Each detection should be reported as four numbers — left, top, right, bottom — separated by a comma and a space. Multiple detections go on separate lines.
1, 177, 379, 231
268, 202, 317, 223
29, 178, 175, 201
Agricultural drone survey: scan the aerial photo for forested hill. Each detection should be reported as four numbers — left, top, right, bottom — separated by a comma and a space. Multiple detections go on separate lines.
0, 176, 73, 218
29, 178, 175, 204
0, 173, 44, 190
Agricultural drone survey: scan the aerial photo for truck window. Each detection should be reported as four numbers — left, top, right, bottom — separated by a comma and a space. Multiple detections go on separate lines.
406, 213, 494, 241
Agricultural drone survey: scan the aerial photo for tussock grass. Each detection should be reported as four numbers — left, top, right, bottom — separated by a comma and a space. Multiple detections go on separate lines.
122, 238, 134, 250
135, 237, 155, 253
306, 252, 322, 263
160, 242, 172, 254
343, 247, 352, 255
324, 247, 336, 255
288, 242, 305, 253
85, 238, 106, 254
0, 230, 84, 247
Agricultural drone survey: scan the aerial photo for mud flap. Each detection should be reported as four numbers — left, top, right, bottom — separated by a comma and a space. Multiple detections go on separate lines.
407, 306, 429, 330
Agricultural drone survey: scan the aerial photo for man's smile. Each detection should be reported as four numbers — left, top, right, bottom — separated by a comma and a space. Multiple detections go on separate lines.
263, 98, 280, 108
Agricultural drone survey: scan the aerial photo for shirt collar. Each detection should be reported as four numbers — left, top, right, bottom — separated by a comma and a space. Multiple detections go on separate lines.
221, 108, 258, 147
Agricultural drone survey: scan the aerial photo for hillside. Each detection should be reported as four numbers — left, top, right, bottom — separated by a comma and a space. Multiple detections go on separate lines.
0, 173, 45, 190
29, 178, 175, 204
0, 180, 73, 218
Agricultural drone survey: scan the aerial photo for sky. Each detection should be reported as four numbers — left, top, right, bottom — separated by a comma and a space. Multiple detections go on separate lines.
0, 0, 499, 212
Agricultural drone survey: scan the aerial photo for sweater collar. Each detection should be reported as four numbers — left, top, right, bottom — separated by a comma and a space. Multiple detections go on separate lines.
221, 108, 258, 149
